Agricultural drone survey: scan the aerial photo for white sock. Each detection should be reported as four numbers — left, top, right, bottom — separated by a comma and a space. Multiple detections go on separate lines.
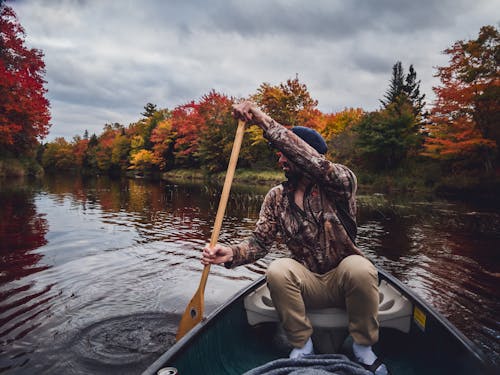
352, 342, 377, 365
352, 343, 388, 375
289, 337, 314, 359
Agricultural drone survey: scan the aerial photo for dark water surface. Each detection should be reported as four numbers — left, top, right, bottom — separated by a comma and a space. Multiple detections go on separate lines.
0, 174, 498, 373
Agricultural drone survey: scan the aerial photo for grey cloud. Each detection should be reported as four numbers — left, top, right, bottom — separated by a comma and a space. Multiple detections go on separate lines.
142, 0, 474, 38
10, 0, 498, 140
351, 52, 395, 75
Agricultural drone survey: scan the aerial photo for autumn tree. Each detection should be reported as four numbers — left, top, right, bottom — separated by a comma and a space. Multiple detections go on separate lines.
42, 138, 75, 170
111, 134, 131, 171
253, 76, 318, 127
150, 118, 176, 171
170, 101, 205, 168
321, 108, 364, 165
244, 76, 320, 169
423, 25, 498, 171
72, 135, 89, 168
129, 149, 154, 172
0, 3, 51, 155
197, 91, 236, 173
94, 123, 124, 172
128, 105, 168, 151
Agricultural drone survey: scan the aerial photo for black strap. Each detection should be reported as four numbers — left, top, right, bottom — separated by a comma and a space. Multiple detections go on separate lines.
359, 357, 387, 374
335, 199, 357, 244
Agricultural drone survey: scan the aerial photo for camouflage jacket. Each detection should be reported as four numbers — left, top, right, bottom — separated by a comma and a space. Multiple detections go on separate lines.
228, 118, 364, 274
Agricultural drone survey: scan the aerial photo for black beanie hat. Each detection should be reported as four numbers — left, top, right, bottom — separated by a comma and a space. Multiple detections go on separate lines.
291, 126, 327, 155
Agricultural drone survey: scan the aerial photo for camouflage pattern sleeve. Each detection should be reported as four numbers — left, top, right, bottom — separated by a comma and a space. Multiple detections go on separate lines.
228, 186, 281, 268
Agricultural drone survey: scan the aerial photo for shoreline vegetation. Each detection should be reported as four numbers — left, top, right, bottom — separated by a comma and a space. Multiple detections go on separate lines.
2, 158, 499, 208
160, 167, 500, 204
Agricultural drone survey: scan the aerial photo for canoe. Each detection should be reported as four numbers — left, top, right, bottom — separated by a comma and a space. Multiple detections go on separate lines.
142, 267, 493, 375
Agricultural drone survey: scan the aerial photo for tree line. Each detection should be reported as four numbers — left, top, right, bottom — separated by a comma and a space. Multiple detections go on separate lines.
1, 2, 498, 187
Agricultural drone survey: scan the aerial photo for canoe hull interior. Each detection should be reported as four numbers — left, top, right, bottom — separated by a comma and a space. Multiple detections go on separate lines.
143, 270, 492, 375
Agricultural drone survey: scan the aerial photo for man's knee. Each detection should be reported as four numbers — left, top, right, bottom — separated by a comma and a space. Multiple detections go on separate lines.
266, 258, 309, 290
266, 258, 294, 285
340, 255, 378, 285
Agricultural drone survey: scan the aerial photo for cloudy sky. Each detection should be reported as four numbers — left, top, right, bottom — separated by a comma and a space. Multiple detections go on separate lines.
10, 0, 499, 140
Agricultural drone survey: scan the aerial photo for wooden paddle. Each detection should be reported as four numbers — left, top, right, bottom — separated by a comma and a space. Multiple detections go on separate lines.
176, 119, 246, 341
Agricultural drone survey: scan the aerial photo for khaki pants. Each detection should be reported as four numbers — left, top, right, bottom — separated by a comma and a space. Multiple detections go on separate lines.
266, 255, 379, 348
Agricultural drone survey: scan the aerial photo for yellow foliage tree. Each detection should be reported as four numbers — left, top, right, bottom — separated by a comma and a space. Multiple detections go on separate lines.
129, 149, 154, 172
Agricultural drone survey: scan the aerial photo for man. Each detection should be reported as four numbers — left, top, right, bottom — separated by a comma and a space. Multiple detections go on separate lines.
201, 101, 388, 375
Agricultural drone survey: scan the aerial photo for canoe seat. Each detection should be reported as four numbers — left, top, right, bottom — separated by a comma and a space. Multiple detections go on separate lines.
244, 279, 413, 333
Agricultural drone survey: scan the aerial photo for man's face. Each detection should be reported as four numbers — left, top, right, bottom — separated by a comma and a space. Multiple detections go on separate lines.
277, 152, 300, 180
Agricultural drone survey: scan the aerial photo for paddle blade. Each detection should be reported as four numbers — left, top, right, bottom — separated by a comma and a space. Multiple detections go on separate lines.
176, 286, 204, 341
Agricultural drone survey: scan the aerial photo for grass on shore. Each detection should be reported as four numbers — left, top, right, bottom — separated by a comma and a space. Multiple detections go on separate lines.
161, 168, 285, 184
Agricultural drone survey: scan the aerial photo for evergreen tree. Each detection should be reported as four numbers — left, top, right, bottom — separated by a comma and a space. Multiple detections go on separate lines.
404, 65, 426, 116
381, 61, 426, 118
142, 103, 158, 118
380, 61, 405, 107
88, 134, 98, 147
355, 101, 422, 169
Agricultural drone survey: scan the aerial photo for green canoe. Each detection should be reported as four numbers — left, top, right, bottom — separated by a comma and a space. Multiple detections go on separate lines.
142, 267, 493, 375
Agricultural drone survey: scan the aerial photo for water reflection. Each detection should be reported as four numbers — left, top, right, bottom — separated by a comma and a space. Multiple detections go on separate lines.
0, 180, 51, 357
0, 175, 498, 373
356, 196, 500, 367
0, 183, 49, 283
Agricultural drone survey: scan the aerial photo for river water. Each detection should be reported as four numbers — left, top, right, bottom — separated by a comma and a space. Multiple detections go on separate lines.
0, 174, 498, 374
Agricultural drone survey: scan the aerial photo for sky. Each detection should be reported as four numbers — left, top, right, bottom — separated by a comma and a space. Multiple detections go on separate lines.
9, 0, 500, 141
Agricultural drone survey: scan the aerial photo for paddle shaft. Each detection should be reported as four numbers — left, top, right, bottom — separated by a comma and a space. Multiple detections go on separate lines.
197, 118, 246, 301
176, 119, 245, 340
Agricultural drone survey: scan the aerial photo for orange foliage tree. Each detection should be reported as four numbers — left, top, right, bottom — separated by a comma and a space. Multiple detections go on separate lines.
150, 118, 176, 171
94, 123, 124, 172
423, 25, 499, 171
0, 3, 50, 155
72, 136, 89, 168
253, 76, 318, 127
244, 76, 320, 169
320, 108, 364, 164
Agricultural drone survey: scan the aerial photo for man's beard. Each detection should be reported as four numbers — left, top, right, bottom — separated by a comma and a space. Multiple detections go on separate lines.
285, 170, 301, 185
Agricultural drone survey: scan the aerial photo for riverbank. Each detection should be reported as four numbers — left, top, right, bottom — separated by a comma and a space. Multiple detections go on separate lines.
160, 168, 285, 185
0, 157, 44, 178
160, 167, 500, 207
6, 161, 498, 207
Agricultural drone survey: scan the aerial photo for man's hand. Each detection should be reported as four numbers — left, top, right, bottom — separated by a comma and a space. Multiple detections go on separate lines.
201, 244, 234, 266
233, 101, 257, 124
233, 101, 273, 132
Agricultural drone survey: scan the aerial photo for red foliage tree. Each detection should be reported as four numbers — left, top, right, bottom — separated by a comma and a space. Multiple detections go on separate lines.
72, 137, 89, 168
197, 90, 236, 172
423, 26, 498, 171
0, 3, 51, 155
171, 101, 205, 166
